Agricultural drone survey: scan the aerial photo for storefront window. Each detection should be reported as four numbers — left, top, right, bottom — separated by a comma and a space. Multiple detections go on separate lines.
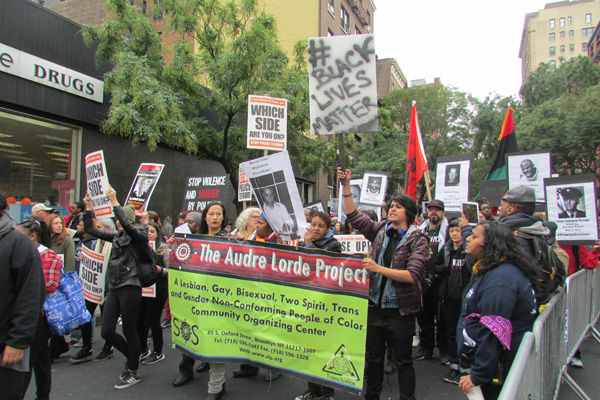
0, 109, 80, 208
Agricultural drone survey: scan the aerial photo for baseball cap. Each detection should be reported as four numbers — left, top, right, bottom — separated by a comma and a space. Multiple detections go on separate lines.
427, 199, 445, 210
32, 203, 53, 213
502, 186, 536, 203
560, 187, 583, 200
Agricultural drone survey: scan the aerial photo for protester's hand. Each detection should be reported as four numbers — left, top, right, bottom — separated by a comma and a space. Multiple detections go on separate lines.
362, 258, 380, 274
592, 239, 600, 252
276, 236, 285, 245
106, 185, 119, 206
167, 235, 175, 246
304, 228, 313, 245
459, 374, 475, 394
337, 167, 352, 183
83, 192, 93, 210
2, 345, 24, 366
459, 212, 470, 228
235, 232, 245, 240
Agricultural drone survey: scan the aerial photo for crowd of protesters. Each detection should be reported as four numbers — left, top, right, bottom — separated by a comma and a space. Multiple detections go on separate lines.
1, 167, 599, 400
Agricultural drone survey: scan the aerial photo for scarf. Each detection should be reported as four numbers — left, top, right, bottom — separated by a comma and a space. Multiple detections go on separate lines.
0, 213, 13, 240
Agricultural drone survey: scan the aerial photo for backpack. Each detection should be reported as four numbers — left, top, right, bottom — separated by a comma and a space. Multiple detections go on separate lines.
518, 231, 567, 307
129, 241, 158, 288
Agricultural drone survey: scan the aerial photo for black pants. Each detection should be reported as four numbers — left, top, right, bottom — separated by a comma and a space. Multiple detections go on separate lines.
0, 367, 30, 400
179, 354, 195, 378
101, 285, 142, 371
81, 301, 111, 350
443, 300, 461, 366
417, 288, 447, 354
29, 315, 52, 400
365, 306, 416, 400
307, 382, 334, 397
138, 284, 168, 354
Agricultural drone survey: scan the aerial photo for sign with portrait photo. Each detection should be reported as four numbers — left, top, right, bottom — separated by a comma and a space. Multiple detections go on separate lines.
360, 171, 388, 207
434, 155, 472, 214
240, 151, 307, 241
125, 163, 165, 216
338, 179, 381, 224
304, 201, 325, 213
544, 174, 598, 245
507, 150, 551, 203
308, 34, 378, 136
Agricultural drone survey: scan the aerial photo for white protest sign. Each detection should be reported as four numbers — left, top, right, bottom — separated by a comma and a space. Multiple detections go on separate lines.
247, 95, 287, 151
238, 164, 252, 202
124, 163, 165, 216
434, 155, 472, 215
80, 246, 107, 304
84, 150, 113, 218
334, 234, 371, 254
308, 34, 378, 135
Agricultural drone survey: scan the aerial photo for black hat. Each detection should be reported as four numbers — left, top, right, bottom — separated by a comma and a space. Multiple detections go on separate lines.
427, 199, 445, 210
560, 187, 583, 200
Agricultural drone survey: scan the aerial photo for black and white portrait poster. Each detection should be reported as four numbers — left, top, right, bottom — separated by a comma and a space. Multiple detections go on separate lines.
338, 179, 381, 223
124, 163, 165, 216
304, 201, 325, 213
507, 150, 551, 202
544, 174, 598, 245
240, 151, 306, 241
308, 34, 378, 136
434, 155, 471, 214
360, 171, 388, 207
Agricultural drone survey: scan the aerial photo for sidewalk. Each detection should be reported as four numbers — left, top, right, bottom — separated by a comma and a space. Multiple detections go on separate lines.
557, 323, 600, 400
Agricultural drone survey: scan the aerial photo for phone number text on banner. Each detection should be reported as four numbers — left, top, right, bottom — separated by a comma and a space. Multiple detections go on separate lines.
168, 234, 369, 395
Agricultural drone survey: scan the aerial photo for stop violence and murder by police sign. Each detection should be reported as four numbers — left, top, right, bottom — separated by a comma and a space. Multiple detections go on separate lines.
168, 235, 369, 395
182, 175, 229, 213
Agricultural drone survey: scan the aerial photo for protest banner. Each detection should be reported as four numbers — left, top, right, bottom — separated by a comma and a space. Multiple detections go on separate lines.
330, 197, 339, 217
125, 163, 165, 216
84, 150, 113, 218
238, 164, 252, 202
241, 151, 306, 241
334, 234, 370, 255
507, 150, 552, 203
247, 95, 288, 151
308, 34, 378, 136
182, 174, 229, 213
434, 154, 472, 217
337, 179, 380, 223
79, 246, 107, 304
479, 179, 508, 207
360, 171, 388, 207
168, 234, 368, 395
544, 174, 599, 245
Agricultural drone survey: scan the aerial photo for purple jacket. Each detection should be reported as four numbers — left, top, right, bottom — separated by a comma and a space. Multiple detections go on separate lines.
347, 210, 430, 315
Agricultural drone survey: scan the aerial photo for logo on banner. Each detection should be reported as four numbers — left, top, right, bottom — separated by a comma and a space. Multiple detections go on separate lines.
322, 344, 359, 381
173, 318, 199, 345
175, 241, 193, 263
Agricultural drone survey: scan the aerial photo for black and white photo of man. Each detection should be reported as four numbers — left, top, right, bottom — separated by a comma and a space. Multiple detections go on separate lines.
366, 176, 382, 194
445, 164, 460, 186
558, 187, 586, 219
133, 176, 155, 198
519, 159, 538, 182
261, 186, 296, 235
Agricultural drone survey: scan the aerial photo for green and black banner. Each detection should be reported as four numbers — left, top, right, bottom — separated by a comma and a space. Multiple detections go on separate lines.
168, 234, 369, 395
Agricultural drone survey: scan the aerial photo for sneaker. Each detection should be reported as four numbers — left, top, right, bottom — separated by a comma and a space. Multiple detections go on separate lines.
412, 347, 433, 361
323, 396, 335, 400
139, 350, 151, 361
439, 352, 450, 365
94, 348, 114, 362
120, 362, 130, 380
74, 341, 84, 348
295, 391, 323, 400
412, 336, 420, 348
70, 347, 93, 364
161, 320, 171, 328
570, 357, 583, 368
115, 369, 141, 389
142, 352, 165, 365
442, 369, 460, 384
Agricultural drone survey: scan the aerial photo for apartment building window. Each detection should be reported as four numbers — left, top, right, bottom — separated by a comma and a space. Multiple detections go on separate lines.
367, 10, 371, 24
586, 13, 592, 24
583, 42, 588, 51
550, 19, 555, 29
582, 28, 594, 38
570, 44, 575, 51
550, 60, 556, 69
549, 46, 556, 56
549, 32, 555, 42
569, 30, 574, 38
341, 6, 349, 33
328, 29, 334, 37
328, 0, 335, 17
153, 0, 163, 20
568, 16, 572, 24
355, 25, 361, 35
560, 17, 565, 27
142, 0, 147, 15
560, 45, 566, 53
560, 31, 565, 39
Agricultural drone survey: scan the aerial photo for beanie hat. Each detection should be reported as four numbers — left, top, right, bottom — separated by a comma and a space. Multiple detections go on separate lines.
123, 205, 136, 222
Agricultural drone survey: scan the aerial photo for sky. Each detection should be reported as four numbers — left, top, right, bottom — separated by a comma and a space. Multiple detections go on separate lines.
374, 0, 553, 101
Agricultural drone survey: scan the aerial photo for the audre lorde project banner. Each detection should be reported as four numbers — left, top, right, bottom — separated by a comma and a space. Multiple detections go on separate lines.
79, 246, 107, 304
182, 174, 229, 213
308, 34, 378, 136
168, 235, 369, 395
84, 150, 113, 218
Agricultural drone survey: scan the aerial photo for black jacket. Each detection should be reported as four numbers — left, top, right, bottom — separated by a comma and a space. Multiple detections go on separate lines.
500, 213, 544, 257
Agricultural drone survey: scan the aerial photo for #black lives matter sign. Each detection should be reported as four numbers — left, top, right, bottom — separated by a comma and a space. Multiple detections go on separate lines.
182, 175, 229, 213
308, 34, 378, 136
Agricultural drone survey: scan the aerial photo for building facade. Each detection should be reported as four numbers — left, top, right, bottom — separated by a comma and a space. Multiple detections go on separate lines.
376, 57, 408, 98
519, 0, 600, 83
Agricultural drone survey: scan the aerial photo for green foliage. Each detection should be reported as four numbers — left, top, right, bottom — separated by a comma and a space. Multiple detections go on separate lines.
83, 0, 334, 194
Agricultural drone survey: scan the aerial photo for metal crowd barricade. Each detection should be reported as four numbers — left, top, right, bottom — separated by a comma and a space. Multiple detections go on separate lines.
592, 268, 600, 344
497, 332, 535, 400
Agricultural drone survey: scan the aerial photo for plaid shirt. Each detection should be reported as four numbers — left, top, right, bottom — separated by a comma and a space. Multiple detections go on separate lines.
39, 247, 62, 293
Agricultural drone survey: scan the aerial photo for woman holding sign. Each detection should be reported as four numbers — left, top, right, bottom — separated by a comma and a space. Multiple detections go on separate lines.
338, 168, 429, 400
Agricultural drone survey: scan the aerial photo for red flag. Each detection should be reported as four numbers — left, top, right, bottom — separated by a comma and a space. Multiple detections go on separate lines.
404, 102, 428, 201
485, 107, 518, 181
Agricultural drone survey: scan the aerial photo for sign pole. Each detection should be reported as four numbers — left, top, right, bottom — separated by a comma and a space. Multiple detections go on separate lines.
338, 134, 345, 185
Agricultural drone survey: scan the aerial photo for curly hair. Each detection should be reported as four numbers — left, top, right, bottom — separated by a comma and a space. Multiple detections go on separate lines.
17, 216, 52, 247
234, 207, 261, 234
310, 211, 331, 228
476, 221, 539, 291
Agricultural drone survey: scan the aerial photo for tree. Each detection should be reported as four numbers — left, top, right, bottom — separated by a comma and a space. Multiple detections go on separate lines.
83, 0, 337, 199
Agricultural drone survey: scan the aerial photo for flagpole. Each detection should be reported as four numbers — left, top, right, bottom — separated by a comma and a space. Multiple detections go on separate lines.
424, 170, 432, 201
